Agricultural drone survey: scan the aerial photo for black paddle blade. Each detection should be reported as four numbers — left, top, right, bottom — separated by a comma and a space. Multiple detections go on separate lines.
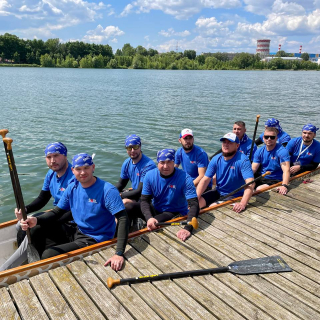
228, 256, 292, 275
27, 244, 41, 263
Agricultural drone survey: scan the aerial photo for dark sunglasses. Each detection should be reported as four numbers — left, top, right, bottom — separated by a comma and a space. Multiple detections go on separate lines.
264, 135, 276, 140
125, 145, 140, 151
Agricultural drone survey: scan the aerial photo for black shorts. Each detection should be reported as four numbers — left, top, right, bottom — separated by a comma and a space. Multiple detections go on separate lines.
201, 189, 221, 207
255, 178, 281, 187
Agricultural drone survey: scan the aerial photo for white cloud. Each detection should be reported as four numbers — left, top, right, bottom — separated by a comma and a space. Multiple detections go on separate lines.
120, 0, 241, 19
272, 0, 305, 15
195, 17, 233, 36
159, 28, 190, 37
83, 25, 125, 43
144, 35, 149, 41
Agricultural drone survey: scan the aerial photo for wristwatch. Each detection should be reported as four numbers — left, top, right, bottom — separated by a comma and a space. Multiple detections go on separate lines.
115, 251, 124, 257
281, 184, 289, 189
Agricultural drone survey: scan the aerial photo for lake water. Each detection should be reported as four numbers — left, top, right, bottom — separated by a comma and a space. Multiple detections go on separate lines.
0, 68, 319, 222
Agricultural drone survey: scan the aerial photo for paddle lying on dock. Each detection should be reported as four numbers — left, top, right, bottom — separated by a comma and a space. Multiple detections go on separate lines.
2, 137, 40, 263
155, 217, 198, 229
217, 170, 271, 202
107, 255, 292, 288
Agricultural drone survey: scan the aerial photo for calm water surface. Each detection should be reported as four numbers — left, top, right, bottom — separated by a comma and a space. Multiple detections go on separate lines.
0, 68, 319, 222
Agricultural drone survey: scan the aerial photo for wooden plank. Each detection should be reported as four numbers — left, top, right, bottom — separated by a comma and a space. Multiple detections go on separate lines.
249, 195, 320, 240
67, 260, 134, 320
9, 279, 49, 320
259, 191, 320, 222
49, 266, 105, 319
192, 217, 320, 310
287, 187, 320, 209
29, 272, 77, 320
160, 226, 320, 320
98, 246, 193, 320
0, 287, 20, 320
84, 251, 162, 320
200, 211, 320, 287
130, 232, 265, 320
216, 205, 320, 271
131, 234, 235, 319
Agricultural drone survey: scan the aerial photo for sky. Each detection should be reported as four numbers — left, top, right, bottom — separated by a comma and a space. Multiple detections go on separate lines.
1, 0, 320, 54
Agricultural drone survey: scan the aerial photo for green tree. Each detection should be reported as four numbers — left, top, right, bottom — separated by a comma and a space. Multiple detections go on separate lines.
232, 53, 254, 69
196, 54, 205, 65
212, 52, 229, 61
40, 54, 55, 67
92, 54, 105, 68
79, 55, 93, 68
301, 52, 309, 61
45, 38, 60, 55
136, 45, 148, 56
132, 54, 145, 69
122, 43, 135, 57
13, 52, 20, 63
108, 58, 118, 68
205, 56, 218, 69
275, 50, 289, 57
115, 49, 122, 56
147, 48, 158, 56
183, 50, 196, 60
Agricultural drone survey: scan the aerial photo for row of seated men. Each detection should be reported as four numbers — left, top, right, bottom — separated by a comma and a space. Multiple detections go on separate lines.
1, 119, 319, 272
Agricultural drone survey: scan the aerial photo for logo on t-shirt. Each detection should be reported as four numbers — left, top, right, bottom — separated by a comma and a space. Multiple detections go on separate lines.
271, 156, 277, 160
190, 161, 196, 164
169, 185, 176, 189
136, 172, 140, 176
307, 152, 313, 156
88, 198, 97, 204
59, 187, 66, 191
230, 166, 235, 169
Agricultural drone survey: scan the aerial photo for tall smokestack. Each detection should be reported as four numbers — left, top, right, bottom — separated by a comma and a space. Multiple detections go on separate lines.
299, 45, 302, 54
278, 44, 281, 51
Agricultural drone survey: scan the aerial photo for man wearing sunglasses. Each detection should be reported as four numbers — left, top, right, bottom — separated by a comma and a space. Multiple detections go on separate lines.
115, 134, 156, 229
252, 127, 290, 195
175, 128, 212, 191
286, 123, 320, 176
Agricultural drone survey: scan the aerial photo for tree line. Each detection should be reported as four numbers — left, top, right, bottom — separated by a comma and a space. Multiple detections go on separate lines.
0, 33, 319, 71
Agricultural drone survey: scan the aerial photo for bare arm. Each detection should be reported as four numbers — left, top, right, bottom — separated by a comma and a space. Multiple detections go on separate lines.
193, 167, 206, 187
174, 164, 179, 168
277, 161, 290, 195
196, 176, 211, 199
251, 162, 260, 174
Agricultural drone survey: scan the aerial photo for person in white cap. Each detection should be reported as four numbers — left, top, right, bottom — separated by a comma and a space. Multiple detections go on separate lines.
197, 133, 254, 213
175, 128, 212, 190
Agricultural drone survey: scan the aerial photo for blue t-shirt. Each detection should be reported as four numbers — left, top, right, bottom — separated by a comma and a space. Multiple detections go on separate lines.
120, 154, 156, 189
175, 145, 212, 188
239, 135, 257, 160
286, 137, 320, 166
259, 131, 291, 145
57, 177, 125, 242
253, 144, 290, 180
205, 152, 254, 197
142, 168, 197, 216
42, 162, 74, 206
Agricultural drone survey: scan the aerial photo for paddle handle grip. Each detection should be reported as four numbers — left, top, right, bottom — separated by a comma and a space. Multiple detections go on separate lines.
155, 217, 198, 230
262, 171, 271, 177
107, 266, 229, 288
0, 129, 9, 139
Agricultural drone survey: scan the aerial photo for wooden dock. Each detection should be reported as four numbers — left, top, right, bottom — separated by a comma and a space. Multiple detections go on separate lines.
1, 175, 320, 320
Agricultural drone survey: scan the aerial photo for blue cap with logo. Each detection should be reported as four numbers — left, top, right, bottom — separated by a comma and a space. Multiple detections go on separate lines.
125, 134, 141, 147
72, 153, 94, 168
220, 132, 240, 144
157, 148, 175, 162
45, 142, 67, 156
265, 118, 282, 133
302, 123, 319, 133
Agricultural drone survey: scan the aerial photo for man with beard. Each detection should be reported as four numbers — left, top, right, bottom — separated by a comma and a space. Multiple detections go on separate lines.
115, 134, 156, 229
1, 142, 74, 271
252, 127, 290, 195
175, 128, 212, 191
20, 153, 129, 271
210, 121, 257, 161
141, 148, 199, 241
286, 123, 320, 176
197, 133, 254, 213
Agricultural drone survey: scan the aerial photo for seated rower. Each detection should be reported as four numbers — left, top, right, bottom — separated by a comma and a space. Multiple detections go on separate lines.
174, 128, 212, 191
20, 153, 129, 271
252, 127, 290, 195
141, 148, 199, 242
197, 133, 254, 213
210, 121, 257, 160
286, 123, 320, 176
115, 134, 156, 229
255, 118, 291, 147
0, 142, 74, 271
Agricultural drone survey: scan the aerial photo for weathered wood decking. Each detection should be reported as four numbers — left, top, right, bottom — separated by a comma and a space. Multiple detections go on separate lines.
1, 175, 320, 320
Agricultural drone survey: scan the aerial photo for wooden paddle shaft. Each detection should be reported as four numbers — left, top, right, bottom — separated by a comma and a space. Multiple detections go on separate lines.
249, 114, 260, 161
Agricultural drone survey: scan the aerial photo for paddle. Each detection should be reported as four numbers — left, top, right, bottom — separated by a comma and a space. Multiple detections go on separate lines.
107, 255, 291, 288
249, 115, 260, 162
155, 217, 198, 230
217, 171, 271, 202
0, 129, 20, 207
2, 137, 40, 263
